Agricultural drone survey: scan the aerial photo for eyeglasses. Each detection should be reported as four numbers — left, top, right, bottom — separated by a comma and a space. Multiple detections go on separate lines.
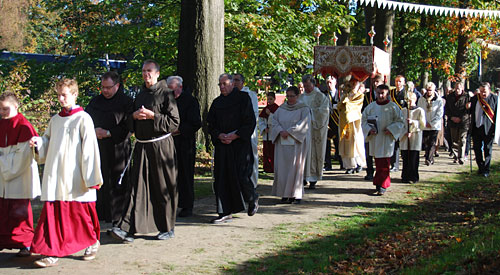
101, 83, 117, 90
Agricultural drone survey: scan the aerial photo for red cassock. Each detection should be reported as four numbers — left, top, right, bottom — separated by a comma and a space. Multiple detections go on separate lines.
29, 108, 101, 257
259, 103, 279, 173
31, 201, 100, 257
0, 113, 38, 249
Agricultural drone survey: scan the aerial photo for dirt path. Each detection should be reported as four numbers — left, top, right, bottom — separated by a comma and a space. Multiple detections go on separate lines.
1, 147, 498, 274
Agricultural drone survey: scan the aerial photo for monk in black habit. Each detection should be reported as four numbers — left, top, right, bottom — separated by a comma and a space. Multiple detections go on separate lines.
85, 71, 133, 226
111, 60, 180, 242
207, 73, 259, 224
167, 76, 201, 218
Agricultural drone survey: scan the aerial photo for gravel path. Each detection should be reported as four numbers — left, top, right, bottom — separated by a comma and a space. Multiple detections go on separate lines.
1, 147, 498, 274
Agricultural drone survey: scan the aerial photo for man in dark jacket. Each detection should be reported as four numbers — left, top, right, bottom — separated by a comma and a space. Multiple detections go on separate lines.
445, 82, 470, 165
469, 82, 497, 177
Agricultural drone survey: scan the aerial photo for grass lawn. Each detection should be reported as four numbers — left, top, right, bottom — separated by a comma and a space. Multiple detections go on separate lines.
226, 162, 500, 274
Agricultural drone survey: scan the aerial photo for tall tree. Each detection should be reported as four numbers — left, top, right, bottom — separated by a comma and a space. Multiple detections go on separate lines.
0, 0, 30, 51
177, 0, 224, 148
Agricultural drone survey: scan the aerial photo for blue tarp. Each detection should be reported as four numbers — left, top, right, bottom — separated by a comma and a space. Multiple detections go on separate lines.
0, 51, 127, 70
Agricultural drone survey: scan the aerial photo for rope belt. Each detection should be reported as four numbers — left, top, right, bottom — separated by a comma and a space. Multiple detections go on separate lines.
118, 133, 172, 184
136, 133, 171, 143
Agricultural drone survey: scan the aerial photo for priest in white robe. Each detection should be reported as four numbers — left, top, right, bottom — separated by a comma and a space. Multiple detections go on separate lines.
362, 84, 404, 195
271, 86, 311, 204
338, 79, 366, 173
299, 75, 329, 189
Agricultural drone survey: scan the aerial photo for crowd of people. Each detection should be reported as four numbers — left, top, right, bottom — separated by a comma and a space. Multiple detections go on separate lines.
0, 60, 498, 267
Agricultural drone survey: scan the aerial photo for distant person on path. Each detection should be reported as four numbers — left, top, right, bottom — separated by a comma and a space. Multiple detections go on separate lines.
445, 82, 470, 165
469, 82, 498, 177
299, 74, 329, 189
85, 71, 133, 227
111, 60, 179, 242
417, 82, 444, 166
271, 86, 311, 204
324, 75, 341, 171
362, 84, 404, 195
167, 76, 201, 218
337, 79, 366, 174
30, 78, 103, 267
258, 92, 279, 173
0, 92, 41, 257
400, 92, 426, 184
207, 73, 259, 224
233, 73, 259, 188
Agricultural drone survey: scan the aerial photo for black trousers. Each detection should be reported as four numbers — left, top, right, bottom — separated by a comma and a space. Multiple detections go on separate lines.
423, 130, 439, 162
324, 138, 332, 169
391, 140, 400, 169
472, 126, 494, 174
401, 150, 420, 182
174, 137, 196, 209
365, 142, 374, 176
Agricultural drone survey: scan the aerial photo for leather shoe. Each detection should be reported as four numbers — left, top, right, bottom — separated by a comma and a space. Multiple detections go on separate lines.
178, 208, 193, 217
345, 169, 354, 174
308, 181, 317, 189
355, 165, 362, 173
211, 214, 233, 224
364, 175, 374, 181
389, 167, 399, 172
248, 197, 259, 216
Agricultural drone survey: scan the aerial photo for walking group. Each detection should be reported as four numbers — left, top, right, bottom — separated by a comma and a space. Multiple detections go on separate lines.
0, 59, 498, 267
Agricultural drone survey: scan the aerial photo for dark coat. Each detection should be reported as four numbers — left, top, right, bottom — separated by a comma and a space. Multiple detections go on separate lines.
85, 88, 133, 224
470, 93, 498, 136
445, 92, 470, 129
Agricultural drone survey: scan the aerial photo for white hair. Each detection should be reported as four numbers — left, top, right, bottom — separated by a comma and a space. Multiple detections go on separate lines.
166, 75, 183, 87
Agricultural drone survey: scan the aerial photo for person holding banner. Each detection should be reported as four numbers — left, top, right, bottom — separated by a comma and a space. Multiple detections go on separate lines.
469, 82, 498, 178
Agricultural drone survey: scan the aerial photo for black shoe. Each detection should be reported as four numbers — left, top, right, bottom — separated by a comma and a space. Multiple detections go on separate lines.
364, 174, 374, 181
345, 169, 355, 174
308, 181, 317, 189
178, 208, 193, 217
280, 198, 293, 204
211, 214, 233, 224
303, 180, 308, 187
248, 197, 259, 216
292, 199, 301, 204
401, 179, 410, 183
323, 166, 332, 171
355, 165, 362, 173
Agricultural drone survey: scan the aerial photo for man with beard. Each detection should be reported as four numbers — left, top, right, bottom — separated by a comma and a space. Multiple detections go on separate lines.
111, 60, 179, 242
85, 71, 133, 227
207, 73, 259, 224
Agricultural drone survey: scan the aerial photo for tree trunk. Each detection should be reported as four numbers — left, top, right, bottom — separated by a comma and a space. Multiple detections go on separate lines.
454, 0, 471, 81
395, 13, 407, 76
177, 0, 224, 150
419, 14, 429, 89
454, 16, 470, 81
364, 5, 394, 80
337, 2, 350, 46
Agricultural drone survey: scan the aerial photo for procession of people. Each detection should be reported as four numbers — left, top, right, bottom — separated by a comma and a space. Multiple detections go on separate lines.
0, 60, 498, 268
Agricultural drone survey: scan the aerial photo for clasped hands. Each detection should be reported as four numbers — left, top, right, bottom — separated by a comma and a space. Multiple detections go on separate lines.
218, 132, 239, 144
133, 105, 154, 120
